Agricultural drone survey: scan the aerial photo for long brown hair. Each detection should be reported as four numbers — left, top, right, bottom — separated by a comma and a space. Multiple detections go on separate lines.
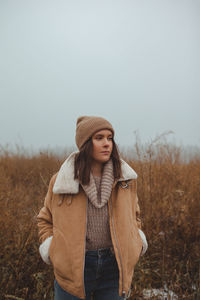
74, 138, 121, 185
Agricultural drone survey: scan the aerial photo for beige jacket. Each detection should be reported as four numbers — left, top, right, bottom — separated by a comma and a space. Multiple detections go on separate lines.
37, 152, 147, 299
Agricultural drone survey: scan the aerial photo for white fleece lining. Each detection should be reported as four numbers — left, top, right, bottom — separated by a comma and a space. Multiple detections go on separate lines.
138, 229, 148, 256
39, 236, 53, 265
53, 152, 79, 194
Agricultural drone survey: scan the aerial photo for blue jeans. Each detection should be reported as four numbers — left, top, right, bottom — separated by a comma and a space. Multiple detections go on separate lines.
54, 248, 124, 300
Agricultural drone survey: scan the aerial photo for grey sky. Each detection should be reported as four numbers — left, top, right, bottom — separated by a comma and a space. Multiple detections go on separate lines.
0, 0, 199, 151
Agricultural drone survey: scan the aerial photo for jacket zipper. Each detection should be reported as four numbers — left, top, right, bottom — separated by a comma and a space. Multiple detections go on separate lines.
82, 198, 88, 299
109, 195, 126, 299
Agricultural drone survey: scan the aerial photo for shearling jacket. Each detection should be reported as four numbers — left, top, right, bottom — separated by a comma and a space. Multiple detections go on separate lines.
37, 152, 147, 299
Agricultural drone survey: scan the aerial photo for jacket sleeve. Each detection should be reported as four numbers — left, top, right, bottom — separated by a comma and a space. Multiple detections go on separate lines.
37, 175, 55, 244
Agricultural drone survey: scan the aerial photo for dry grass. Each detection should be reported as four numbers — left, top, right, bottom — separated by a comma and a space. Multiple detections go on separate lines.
0, 139, 199, 300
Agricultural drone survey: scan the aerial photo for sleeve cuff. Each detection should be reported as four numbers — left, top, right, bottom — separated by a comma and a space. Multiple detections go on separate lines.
138, 229, 148, 256
39, 236, 53, 265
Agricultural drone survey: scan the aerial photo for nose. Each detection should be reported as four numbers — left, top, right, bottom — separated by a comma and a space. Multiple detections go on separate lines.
103, 138, 110, 147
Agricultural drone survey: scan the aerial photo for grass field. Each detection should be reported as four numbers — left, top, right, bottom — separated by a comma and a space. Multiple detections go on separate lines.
0, 139, 199, 299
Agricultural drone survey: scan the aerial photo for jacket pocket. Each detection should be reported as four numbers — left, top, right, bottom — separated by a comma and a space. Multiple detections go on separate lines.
49, 228, 74, 282
129, 223, 143, 263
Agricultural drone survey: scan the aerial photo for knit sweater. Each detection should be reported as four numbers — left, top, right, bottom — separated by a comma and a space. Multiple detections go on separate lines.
86, 175, 113, 250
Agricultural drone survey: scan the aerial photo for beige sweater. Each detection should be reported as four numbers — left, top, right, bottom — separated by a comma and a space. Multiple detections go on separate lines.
86, 175, 113, 250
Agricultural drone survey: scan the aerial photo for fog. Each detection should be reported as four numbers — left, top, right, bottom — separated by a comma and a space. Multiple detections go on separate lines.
0, 0, 199, 151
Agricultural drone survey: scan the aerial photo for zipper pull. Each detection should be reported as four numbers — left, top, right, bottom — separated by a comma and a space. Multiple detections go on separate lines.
122, 291, 126, 298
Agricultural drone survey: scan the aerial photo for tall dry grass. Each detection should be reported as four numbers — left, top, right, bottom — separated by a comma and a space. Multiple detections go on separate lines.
0, 138, 199, 300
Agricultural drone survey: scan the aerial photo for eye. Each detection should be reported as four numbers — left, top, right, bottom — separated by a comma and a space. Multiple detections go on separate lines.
95, 136, 102, 140
108, 137, 113, 141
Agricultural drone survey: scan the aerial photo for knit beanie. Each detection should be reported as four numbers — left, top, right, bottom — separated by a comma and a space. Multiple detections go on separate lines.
76, 116, 114, 149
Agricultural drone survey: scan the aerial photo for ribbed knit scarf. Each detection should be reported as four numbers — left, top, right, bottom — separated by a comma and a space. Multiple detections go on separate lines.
81, 159, 114, 208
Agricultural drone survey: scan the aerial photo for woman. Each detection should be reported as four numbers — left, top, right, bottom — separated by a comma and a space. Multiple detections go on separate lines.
37, 116, 148, 300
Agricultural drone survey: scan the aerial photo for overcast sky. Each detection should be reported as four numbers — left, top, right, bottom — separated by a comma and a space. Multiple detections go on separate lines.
0, 0, 199, 152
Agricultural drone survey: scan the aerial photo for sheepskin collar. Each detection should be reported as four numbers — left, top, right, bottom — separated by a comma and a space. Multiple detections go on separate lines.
53, 151, 137, 194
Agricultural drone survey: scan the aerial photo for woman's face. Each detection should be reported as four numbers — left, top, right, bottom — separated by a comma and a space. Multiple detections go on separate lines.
91, 129, 113, 164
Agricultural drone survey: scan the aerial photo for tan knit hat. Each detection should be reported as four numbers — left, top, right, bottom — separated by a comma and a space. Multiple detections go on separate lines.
75, 116, 114, 149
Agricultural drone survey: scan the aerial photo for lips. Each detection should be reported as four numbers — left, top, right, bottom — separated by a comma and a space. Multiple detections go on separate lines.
101, 151, 110, 155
